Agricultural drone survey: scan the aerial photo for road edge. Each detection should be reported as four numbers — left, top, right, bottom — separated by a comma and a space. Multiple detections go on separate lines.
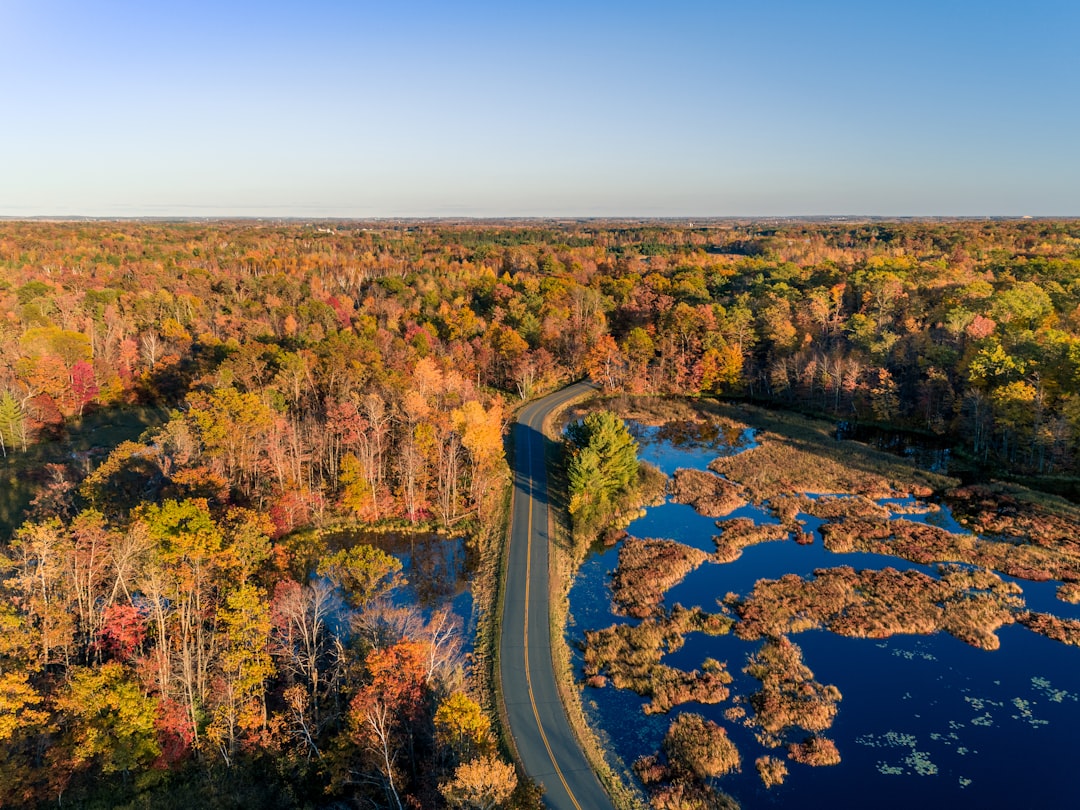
538, 387, 646, 810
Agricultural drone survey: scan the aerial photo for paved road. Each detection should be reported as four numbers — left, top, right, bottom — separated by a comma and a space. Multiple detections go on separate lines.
500, 381, 614, 810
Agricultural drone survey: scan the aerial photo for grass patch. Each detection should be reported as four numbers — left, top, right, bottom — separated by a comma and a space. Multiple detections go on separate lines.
787, 736, 841, 767
713, 518, 792, 564
1017, 612, 1080, 646
821, 515, 1080, 590
583, 605, 734, 715
733, 565, 1024, 651
744, 636, 841, 740
706, 403, 955, 501
670, 469, 746, 518
611, 538, 710, 619
634, 713, 742, 810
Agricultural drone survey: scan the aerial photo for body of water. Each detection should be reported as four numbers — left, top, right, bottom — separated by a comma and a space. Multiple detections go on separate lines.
567, 420, 1080, 807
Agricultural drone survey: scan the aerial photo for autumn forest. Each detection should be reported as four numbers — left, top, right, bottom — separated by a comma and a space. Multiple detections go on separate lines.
2, 218, 1080, 809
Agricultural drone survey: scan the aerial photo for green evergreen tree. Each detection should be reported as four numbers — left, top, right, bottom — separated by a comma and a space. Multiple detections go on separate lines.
566, 411, 639, 525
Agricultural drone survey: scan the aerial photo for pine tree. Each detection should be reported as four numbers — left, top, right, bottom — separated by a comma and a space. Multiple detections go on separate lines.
566, 410, 639, 525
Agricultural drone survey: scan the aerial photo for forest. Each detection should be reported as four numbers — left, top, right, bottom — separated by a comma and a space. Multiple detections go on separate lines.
2, 217, 1080, 808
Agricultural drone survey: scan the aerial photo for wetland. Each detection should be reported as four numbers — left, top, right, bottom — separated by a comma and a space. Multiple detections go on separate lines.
565, 397, 1080, 809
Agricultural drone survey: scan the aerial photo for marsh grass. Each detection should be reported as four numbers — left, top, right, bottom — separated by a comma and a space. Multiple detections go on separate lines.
734, 565, 1023, 651
755, 756, 788, 788
670, 469, 746, 518
771, 493, 890, 525
1058, 583, 1080, 603
584, 605, 735, 714
634, 713, 743, 810
787, 736, 841, 767
1017, 612, 1080, 646
947, 483, 1080, 555
612, 538, 710, 618
705, 405, 955, 502
821, 516, 1080, 589
744, 636, 842, 737
712, 518, 791, 564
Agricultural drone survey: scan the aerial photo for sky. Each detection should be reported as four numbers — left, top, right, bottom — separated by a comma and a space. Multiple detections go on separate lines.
1, 0, 1077, 218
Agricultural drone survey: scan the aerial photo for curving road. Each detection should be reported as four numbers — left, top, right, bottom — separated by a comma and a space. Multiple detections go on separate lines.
500, 381, 614, 810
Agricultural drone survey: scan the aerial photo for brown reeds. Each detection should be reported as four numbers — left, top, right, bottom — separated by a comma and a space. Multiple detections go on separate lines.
671, 468, 747, 518
583, 605, 734, 714
611, 537, 710, 618
734, 565, 1022, 651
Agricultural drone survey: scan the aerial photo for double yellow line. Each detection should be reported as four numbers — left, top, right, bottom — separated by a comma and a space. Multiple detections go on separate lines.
521, 411, 583, 810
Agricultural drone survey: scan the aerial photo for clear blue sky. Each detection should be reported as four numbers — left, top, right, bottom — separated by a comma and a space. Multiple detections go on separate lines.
1, 0, 1077, 217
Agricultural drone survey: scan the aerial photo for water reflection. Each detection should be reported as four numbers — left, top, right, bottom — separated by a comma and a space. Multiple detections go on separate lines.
325, 529, 475, 646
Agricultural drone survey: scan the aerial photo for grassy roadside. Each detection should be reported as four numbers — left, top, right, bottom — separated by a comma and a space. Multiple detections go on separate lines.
485, 457, 521, 765
539, 393, 648, 810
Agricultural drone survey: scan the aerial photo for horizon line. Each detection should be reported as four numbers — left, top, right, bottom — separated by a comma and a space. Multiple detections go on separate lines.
0, 213, 1071, 224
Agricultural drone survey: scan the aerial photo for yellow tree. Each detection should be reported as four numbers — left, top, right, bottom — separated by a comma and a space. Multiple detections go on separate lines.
207, 584, 275, 764
55, 663, 160, 779
0, 669, 53, 808
440, 755, 518, 810
187, 386, 275, 498
434, 692, 492, 766
6, 518, 75, 668
453, 398, 507, 539
137, 498, 225, 744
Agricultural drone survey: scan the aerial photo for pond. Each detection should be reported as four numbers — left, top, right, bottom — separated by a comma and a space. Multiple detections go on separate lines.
324, 528, 476, 651
566, 420, 1080, 808
835, 421, 953, 475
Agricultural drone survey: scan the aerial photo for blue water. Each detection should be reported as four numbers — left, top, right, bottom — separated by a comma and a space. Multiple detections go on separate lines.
628, 422, 757, 476
566, 422, 1080, 808
331, 529, 476, 652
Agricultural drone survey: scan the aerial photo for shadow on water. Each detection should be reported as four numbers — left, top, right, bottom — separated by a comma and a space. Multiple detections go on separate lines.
836, 420, 954, 474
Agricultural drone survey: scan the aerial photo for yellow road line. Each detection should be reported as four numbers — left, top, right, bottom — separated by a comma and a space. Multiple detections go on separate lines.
522, 415, 583, 810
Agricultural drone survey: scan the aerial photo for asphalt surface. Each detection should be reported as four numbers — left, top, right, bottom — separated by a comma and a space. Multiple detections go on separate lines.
499, 381, 614, 810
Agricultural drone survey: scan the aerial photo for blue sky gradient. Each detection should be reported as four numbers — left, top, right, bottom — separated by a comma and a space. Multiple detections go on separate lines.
2, 1, 1077, 216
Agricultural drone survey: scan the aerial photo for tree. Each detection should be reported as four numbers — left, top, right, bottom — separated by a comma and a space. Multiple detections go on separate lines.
137, 498, 226, 744
585, 334, 627, 392
565, 411, 639, 524
270, 578, 341, 749
0, 670, 54, 808
0, 672, 49, 743
440, 755, 518, 810
55, 663, 161, 778
6, 518, 75, 668
186, 386, 275, 498
435, 692, 492, 765
208, 584, 275, 763
317, 544, 403, 610
453, 398, 507, 546
349, 641, 431, 810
